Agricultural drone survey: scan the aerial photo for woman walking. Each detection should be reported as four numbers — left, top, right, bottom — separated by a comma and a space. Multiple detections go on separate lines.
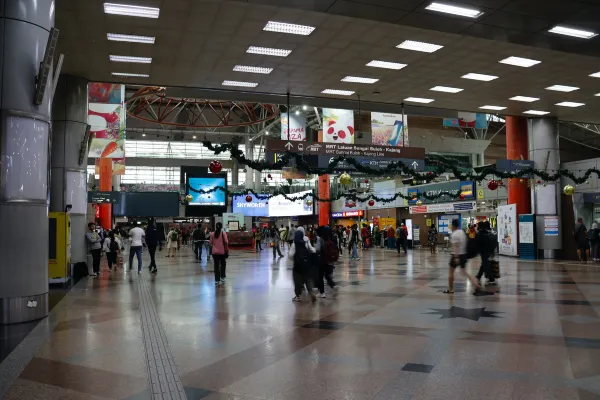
428, 223, 438, 254
290, 228, 316, 302
349, 224, 360, 260
102, 231, 121, 271
209, 222, 229, 285
166, 227, 178, 257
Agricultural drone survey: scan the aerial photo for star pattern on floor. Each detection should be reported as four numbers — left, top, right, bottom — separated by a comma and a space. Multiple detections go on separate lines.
424, 306, 503, 321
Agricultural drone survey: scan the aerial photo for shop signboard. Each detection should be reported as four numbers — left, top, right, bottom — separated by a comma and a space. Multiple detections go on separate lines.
331, 210, 365, 218
584, 193, 600, 203
498, 204, 517, 256
407, 181, 476, 205
544, 216, 559, 236
379, 217, 396, 230
409, 201, 476, 214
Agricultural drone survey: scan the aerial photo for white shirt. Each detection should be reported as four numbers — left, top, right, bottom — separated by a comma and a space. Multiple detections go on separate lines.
129, 227, 145, 247
451, 229, 468, 255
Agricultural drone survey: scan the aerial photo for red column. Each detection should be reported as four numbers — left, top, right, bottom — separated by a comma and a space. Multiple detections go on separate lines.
505, 116, 531, 216
318, 175, 330, 227
98, 158, 112, 230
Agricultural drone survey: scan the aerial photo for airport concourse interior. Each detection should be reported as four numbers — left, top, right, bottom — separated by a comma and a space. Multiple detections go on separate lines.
3, 0, 600, 399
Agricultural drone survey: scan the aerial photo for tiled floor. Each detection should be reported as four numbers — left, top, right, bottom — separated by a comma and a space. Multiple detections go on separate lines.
2, 245, 600, 399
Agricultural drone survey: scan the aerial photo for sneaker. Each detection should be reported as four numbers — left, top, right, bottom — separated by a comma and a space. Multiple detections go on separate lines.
151, 268, 157, 274
317, 293, 326, 298
89, 272, 98, 277
292, 296, 301, 302
356, 258, 361, 261
138, 270, 141, 275
487, 280, 496, 285
220, 279, 226, 284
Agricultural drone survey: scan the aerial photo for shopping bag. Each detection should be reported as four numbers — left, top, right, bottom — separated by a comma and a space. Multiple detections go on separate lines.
491, 260, 500, 279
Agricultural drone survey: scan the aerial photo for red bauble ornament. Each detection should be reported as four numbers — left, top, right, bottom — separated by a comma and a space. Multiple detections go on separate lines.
209, 160, 222, 174
487, 180, 499, 191
536, 180, 542, 184
459, 193, 465, 200
364, 179, 369, 184
268, 174, 272, 179
245, 195, 252, 202
368, 200, 375, 206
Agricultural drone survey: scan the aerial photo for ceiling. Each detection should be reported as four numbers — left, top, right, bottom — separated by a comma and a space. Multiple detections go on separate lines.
57, 0, 600, 123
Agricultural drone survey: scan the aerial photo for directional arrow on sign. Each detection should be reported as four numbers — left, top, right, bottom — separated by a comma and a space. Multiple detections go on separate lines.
412, 161, 419, 169
285, 142, 293, 150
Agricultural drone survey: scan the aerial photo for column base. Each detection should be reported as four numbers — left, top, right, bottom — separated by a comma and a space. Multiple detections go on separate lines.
0, 292, 48, 324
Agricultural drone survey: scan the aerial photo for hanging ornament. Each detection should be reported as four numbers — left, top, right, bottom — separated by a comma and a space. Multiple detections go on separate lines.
519, 178, 524, 183
563, 184, 575, 196
209, 160, 223, 174
459, 193, 466, 200
245, 195, 253, 202
322, 178, 327, 183
267, 173, 272, 180
185, 194, 193, 203
536, 180, 542, 185
543, 182, 547, 187
368, 200, 375, 206
339, 173, 352, 185
386, 176, 391, 180
487, 180, 499, 191
412, 179, 417, 184
586, 180, 590, 184
305, 199, 313, 207
416, 200, 423, 206
364, 179, 369, 184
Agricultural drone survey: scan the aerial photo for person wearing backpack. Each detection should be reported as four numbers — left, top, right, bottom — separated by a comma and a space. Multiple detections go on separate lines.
167, 228, 178, 257
103, 231, 121, 271
315, 227, 339, 298
290, 228, 317, 302
475, 221, 496, 284
589, 223, 599, 262
396, 223, 407, 254
349, 224, 360, 260
209, 222, 229, 285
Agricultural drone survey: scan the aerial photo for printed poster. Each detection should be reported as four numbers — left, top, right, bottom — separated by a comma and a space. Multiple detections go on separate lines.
322, 108, 355, 144
88, 83, 123, 104
95, 158, 125, 175
498, 204, 517, 256
88, 102, 126, 158
281, 113, 306, 141
371, 112, 408, 146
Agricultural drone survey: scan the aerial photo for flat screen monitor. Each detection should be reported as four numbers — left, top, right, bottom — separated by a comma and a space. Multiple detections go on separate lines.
187, 177, 226, 206
268, 190, 314, 217
232, 194, 269, 217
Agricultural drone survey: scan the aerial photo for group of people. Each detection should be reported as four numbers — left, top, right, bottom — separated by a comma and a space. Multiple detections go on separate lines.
574, 218, 600, 262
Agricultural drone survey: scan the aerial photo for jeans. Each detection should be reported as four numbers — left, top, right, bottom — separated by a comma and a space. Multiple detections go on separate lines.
388, 237, 395, 249
317, 264, 336, 294
106, 251, 117, 270
91, 249, 102, 273
148, 245, 157, 270
195, 241, 203, 260
213, 254, 226, 282
255, 239, 262, 251
351, 242, 359, 259
272, 242, 283, 258
592, 242, 599, 260
129, 246, 143, 271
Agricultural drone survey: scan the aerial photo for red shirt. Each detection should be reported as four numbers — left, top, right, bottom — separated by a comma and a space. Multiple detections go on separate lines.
361, 227, 368, 238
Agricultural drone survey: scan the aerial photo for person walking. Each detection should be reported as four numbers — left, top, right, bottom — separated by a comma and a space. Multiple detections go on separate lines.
128, 224, 145, 274
315, 227, 338, 298
85, 223, 103, 277
443, 219, 481, 294
271, 226, 284, 259
475, 221, 496, 284
145, 220, 161, 274
254, 227, 263, 252
349, 224, 360, 260
396, 223, 407, 254
574, 217, 590, 262
102, 231, 121, 271
387, 225, 395, 250
166, 227, 178, 257
290, 229, 317, 302
204, 225, 212, 260
374, 225, 381, 248
209, 222, 229, 285
192, 225, 205, 261
589, 223, 600, 262
287, 225, 297, 250
428, 223, 438, 254
280, 224, 288, 250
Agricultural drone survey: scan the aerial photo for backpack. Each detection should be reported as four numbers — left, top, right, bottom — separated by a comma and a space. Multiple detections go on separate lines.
398, 227, 407, 239
467, 237, 478, 259
109, 238, 119, 252
486, 232, 497, 254
171, 231, 179, 241
293, 242, 312, 272
589, 229, 599, 242
73, 261, 89, 282
323, 239, 339, 264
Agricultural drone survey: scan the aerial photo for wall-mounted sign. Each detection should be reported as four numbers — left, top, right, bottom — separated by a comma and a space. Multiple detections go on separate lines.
409, 201, 476, 214
266, 139, 425, 159
544, 216, 559, 236
87, 191, 119, 204
496, 159, 535, 178
331, 210, 365, 218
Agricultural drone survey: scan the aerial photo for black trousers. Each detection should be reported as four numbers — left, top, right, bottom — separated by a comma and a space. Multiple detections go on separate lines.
148, 245, 157, 269
91, 249, 101, 273
316, 264, 336, 294
272, 242, 283, 257
293, 269, 313, 297
397, 238, 407, 253
255, 239, 262, 251
477, 253, 494, 281
213, 254, 226, 282
106, 251, 117, 270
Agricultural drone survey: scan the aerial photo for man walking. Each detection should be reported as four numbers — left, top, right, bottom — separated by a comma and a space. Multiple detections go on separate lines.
475, 221, 496, 284
396, 223, 407, 254
85, 223, 102, 277
145, 219, 161, 274
271, 227, 284, 258
574, 217, 590, 262
129, 224, 145, 274
443, 219, 481, 294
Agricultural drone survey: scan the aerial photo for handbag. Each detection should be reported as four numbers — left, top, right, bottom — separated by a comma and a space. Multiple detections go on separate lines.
221, 232, 229, 259
490, 259, 500, 279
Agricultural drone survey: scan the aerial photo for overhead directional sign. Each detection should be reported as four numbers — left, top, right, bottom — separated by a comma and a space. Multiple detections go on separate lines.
317, 156, 424, 172
495, 159, 535, 177
88, 191, 119, 204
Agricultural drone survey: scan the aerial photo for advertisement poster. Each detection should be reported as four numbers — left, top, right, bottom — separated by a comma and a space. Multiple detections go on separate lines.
544, 216, 559, 236
95, 158, 125, 175
322, 108, 355, 144
268, 190, 314, 217
498, 204, 517, 256
232, 194, 269, 217
371, 112, 408, 146
187, 177, 226, 206
88, 83, 126, 161
379, 217, 396, 230
222, 213, 244, 231
443, 112, 487, 129
281, 113, 306, 141
88, 83, 123, 104
519, 221, 534, 243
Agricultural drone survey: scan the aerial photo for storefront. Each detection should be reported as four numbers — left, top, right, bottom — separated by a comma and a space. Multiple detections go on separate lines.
331, 210, 365, 227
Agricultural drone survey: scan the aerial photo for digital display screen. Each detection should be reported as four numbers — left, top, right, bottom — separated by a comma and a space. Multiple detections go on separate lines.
268, 190, 314, 217
232, 194, 269, 216
188, 177, 226, 206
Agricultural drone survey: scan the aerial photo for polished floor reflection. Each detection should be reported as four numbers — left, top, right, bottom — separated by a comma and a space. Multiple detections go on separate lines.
3, 245, 600, 399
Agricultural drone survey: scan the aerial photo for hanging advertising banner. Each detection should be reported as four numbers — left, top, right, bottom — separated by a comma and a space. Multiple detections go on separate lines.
443, 112, 487, 129
407, 181, 476, 205
409, 201, 476, 214
498, 204, 517, 256
95, 158, 125, 175
371, 112, 408, 147
281, 113, 306, 141
269, 190, 314, 217
88, 83, 126, 160
322, 108, 355, 144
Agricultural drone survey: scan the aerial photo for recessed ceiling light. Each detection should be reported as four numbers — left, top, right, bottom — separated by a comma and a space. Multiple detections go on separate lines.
596, 93, 600, 96
295, 110, 300, 115
142, 133, 146, 137
549, 25, 597, 39
425, 2, 483, 18
479, 105, 506, 110
247, 46, 292, 57
523, 110, 550, 115
545, 85, 579, 92
366, 60, 407, 70
499, 56, 541, 68
111, 72, 150, 78
509, 96, 539, 102
263, 21, 315, 35
222, 80, 258, 88
322, 89, 355, 96
109, 55, 152, 63
462, 73, 498, 81
302, 105, 307, 110
193, 136, 197, 139
397, 40, 443, 53
405, 97, 434, 103
555, 101, 585, 107
103, 3, 160, 18
233, 65, 273, 74
341, 76, 379, 84
589, 72, 600, 78
430, 86, 463, 93
107, 33, 155, 44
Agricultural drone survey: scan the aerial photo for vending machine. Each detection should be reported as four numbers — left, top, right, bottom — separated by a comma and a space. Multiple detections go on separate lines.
48, 212, 71, 284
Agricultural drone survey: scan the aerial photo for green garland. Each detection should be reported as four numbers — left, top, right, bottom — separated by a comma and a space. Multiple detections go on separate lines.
202, 140, 600, 185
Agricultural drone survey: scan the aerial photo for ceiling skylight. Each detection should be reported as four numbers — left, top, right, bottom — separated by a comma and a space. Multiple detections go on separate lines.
233, 65, 273, 74
341, 76, 379, 84
107, 33, 155, 44
555, 101, 585, 107
479, 105, 506, 110
405, 97, 434, 103
322, 89, 355, 96
545, 85, 579, 92
109, 55, 152, 63
112, 72, 150, 77
430, 86, 463, 93
222, 80, 258, 88
549, 26, 597, 39
509, 96, 539, 102
523, 110, 550, 115
366, 60, 407, 70
462, 73, 498, 81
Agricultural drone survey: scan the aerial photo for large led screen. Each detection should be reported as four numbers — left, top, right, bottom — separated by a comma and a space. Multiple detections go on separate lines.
187, 177, 226, 206
268, 190, 314, 217
232, 194, 269, 217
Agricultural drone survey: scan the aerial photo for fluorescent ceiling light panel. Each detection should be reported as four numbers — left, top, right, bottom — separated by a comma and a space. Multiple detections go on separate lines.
462, 73, 498, 81
247, 46, 292, 57
425, 2, 483, 18
404, 97, 434, 103
233, 65, 273, 74
341, 76, 379, 84
545, 84, 579, 92
103, 3, 160, 18
555, 101, 585, 107
107, 33, 155, 44
366, 60, 407, 70
589, 71, 600, 78
549, 25, 597, 39
523, 110, 550, 115
397, 40, 443, 53
322, 89, 355, 96
109, 55, 152, 63
509, 96, 539, 102
112, 72, 150, 77
479, 105, 506, 110
263, 21, 315, 35
596, 93, 600, 96
499, 56, 541, 67
222, 80, 258, 88
430, 86, 463, 93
